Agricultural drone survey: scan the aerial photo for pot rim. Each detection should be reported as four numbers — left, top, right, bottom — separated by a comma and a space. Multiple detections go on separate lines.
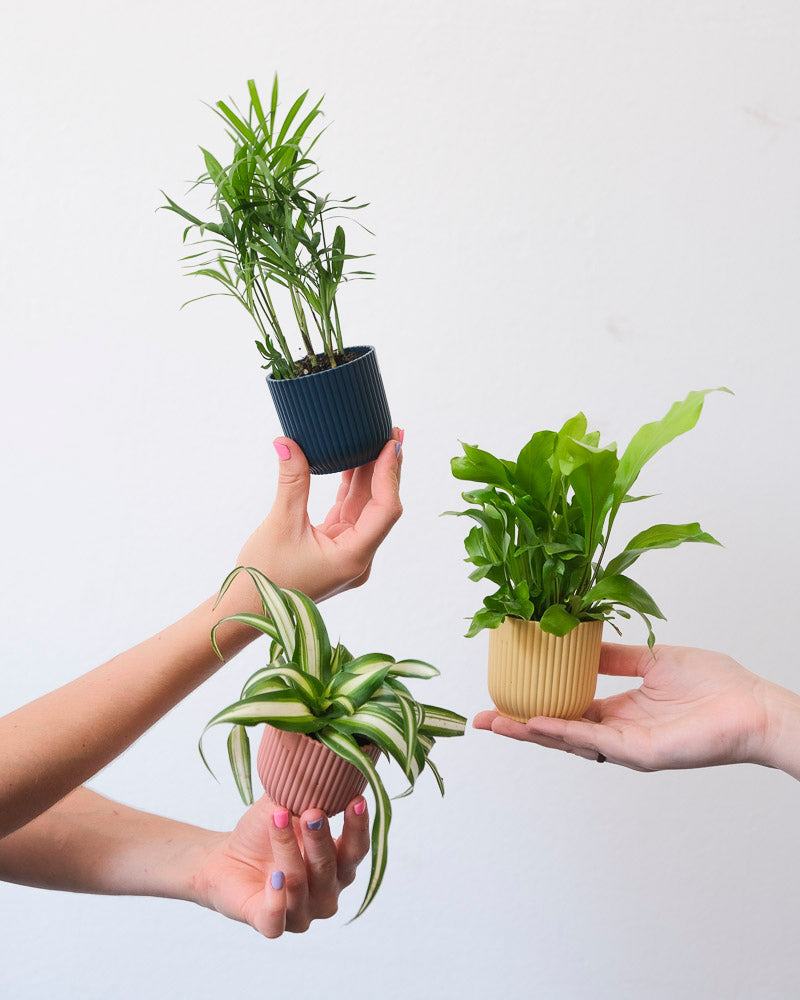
265, 344, 376, 384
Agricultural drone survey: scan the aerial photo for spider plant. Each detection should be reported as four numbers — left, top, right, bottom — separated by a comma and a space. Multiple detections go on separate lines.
447, 388, 730, 647
161, 76, 373, 379
200, 566, 466, 919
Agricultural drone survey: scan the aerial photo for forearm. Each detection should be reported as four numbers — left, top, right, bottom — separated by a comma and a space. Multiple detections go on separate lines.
757, 681, 800, 782
0, 576, 260, 837
0, 786, 218, 900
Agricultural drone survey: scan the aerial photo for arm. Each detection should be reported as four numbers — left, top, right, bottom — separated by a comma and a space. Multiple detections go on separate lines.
474, 643, 800, 781
0, 432, 403, 837
0, 785, 370, 937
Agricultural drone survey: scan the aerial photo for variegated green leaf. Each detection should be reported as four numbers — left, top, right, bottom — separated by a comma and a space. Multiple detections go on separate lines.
211, 612, 279, 660
329, 642, 354, 674
326, 658, 394, 711
390, 688, 419, 779
387, 659, 440, 680
425, 755, 446, 796
241, 566, 296, 659
419, 705, 468, 738
242, 663, 325, 705
346, 653, 396, 675
331, 702, 411, 774
227, 725, 253, 805
213, 565, 244, 608
317, 729, 391, 920
241, 666, 289, 699
283, 588, 331, 681
203, 690, 319, 736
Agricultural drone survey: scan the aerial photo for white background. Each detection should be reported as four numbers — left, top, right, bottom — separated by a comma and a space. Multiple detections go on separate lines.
1, 1, 799, 997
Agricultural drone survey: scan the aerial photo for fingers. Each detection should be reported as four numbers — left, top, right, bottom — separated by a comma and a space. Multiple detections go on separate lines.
300, 810, 340, 920
348, 434, 404, 552
475, 708, 642, 770
269, 438, 311, 533
473, 710, 500, 731
251, 867, 288, 939
525, 716, 632, 766
599, 642, 655, 677
336, 797, 370, 888
265, 807, 310, 934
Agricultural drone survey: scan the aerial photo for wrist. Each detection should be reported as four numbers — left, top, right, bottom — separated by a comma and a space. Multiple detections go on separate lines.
751, 680, 800, 781
181, 831, 228, 909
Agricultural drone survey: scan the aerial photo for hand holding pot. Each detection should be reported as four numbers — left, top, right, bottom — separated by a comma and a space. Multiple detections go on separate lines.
195, 794, 370, 937
475, 643, 800, 780
236, 429, 404, 603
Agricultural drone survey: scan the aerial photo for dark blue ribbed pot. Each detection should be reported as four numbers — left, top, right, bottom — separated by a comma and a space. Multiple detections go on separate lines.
266, 346, 393, 475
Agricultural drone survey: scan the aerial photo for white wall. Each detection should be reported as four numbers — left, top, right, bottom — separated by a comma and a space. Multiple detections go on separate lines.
1, 1, 799, 997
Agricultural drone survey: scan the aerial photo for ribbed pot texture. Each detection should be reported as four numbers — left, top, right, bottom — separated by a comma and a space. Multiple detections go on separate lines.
256, 725, 380, 817
266, 345, 393, 475
488, 617, 604, 722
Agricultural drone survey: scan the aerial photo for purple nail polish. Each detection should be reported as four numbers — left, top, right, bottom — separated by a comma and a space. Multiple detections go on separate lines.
395, 441, 403, 458
307, 817, 324, 831
271, 870, 285, 891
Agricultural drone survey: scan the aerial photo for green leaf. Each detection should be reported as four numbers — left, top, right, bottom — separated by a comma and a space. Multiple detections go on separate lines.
465, 607, 505, 637
387, 659, 440, 680
331, 702, 411, 774
283, 589, 331, 682
227, 726, 253, 805
210, 612, 278, 661
327, 658, 394, 712
239, 567, 296, 659
605, 522, 721, 577
515, 430, 556, 503
245, 664, 325, 705
583, 574, 665, 620
539, 604, 581, 636
451, 442, 514, 490
418, 705, 467, 738
615, 388, 731, 504
317, 729, 391, 920
564, 439, 618, 557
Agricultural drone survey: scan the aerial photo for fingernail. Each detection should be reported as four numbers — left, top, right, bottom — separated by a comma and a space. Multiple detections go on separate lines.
354, 799, 366, 816
399, 428, 405, 444
395, 441, 403, 458
307, 817, 324, 831
273, 809, 290, 829
271, 870, 285, 891
273, 441, 291, 461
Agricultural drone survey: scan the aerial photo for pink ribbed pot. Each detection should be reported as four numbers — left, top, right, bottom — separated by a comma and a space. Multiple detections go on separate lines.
256, 726, 380, 817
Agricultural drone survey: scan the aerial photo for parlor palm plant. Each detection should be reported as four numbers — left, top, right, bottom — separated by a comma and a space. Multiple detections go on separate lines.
161, 77, 392, 474
162, 76, 371, 379
200, 567, 466, 918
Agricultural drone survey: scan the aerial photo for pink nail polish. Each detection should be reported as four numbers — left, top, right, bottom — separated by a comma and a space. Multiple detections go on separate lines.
354, 799, 366, 816
399, 428, 405, 444
273, 809, 290, 829
273, 441, 291, 461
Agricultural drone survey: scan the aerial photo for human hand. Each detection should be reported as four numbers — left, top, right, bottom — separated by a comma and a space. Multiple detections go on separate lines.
474, 643, 790, 773
235, 430, 404, 603
193, 794, 370, 937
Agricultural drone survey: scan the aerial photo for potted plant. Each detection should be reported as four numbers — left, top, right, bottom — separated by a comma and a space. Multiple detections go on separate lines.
447, 388, 729, 723
200, 566, 466, 918
161, 77, 391, 474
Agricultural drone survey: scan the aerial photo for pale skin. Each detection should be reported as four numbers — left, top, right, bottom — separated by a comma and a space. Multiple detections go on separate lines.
0, 430, 402, 933
474, 642, 800, 782
0, 787, 370, 938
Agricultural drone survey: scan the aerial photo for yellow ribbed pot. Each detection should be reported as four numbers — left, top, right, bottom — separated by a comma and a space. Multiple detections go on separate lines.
488, 617, 604, 722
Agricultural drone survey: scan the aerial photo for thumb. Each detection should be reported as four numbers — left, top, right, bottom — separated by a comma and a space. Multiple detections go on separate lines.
270, 437, 310, 529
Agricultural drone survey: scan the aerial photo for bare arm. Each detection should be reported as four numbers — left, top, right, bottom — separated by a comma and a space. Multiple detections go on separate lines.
0, 786, 370, 936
